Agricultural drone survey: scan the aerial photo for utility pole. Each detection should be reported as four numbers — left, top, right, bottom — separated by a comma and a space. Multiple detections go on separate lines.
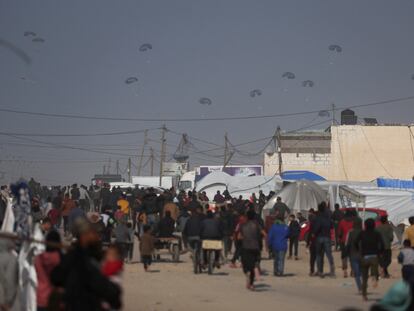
137, 130, 148, 175
159, 125, 166, 187
116, 160, 119, 175
128, 158, 131, 183
150, 147, 154, 176
103, 165, 106, 175
223, 132, 228, 168
331, 103, 336, 125
276, 126, 283, 174
108, 158, 112, 174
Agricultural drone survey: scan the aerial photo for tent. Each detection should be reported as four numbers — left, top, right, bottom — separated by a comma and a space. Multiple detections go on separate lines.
281, 170, 326, 181
263, 180, 328, 214
227, 175, 281, 199
195, 171, 281, 200
195, 171, 232, 199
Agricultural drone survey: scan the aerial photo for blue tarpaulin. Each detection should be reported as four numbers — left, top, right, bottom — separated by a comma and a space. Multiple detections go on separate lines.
281, 170, 326, 181
376, 178, 414, 189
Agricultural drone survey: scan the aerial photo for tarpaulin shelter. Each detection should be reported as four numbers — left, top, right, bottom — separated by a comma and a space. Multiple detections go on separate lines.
281, 170, 326, 181
263, 180, 328, 214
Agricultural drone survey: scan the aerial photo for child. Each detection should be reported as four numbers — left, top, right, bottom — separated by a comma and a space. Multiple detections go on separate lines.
102, 244, 124, 285
288, 214, 300, 260
398, 239, 414, 283
140, 225, 155, 271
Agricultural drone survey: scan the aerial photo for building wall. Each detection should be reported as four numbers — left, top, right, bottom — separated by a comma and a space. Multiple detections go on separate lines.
264, 125, 414, 181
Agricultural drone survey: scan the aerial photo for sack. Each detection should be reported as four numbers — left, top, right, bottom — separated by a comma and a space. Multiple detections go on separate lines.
202, 240, 223, 250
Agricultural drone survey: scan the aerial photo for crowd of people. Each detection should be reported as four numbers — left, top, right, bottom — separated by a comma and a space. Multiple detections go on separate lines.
0, 178, 414, 310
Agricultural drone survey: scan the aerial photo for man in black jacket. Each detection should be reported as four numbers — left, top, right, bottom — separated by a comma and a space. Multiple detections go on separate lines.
51, 219, 121, 311
312, 202, 335, 278
157, 211, 175, 238
200, 211, 224, 267
355, 218, 384, 301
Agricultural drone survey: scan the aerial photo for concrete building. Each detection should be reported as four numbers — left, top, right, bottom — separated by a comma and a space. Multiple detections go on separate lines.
264, 125, 414, 181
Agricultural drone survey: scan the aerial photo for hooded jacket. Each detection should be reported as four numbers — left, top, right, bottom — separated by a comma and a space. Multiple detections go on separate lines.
268, 220, 290, 252
35, 251, 61, 307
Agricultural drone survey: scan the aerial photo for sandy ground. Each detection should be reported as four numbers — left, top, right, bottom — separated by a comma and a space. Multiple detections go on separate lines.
122, 243, 399, 311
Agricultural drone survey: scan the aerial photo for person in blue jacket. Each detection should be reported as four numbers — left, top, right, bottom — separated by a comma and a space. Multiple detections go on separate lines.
268, 216, 290, 276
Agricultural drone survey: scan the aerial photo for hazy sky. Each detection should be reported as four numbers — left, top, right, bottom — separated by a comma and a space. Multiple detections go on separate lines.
1, 0, 414, 184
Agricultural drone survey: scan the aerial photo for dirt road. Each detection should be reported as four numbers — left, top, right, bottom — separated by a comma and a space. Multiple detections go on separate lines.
123, 245, 398, 311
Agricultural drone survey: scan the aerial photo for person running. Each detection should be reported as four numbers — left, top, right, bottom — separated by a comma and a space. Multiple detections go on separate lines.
230, 211, 247, 268
346, 217, 363, 293
332, 203, 344, 251
338, 209, 355, 277
354, 218, 384, 301
239, 210, 262, 290
312, 202, 335, 278
268, 216, 290, 276
376, 215, 394, 278
288, 214, 300, 260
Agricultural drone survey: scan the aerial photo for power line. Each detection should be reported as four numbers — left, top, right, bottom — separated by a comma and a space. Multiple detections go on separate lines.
0, 95, 412, 122
0, 127, 159, 137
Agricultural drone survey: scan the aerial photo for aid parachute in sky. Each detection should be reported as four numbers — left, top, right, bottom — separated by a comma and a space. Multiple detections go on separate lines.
24, 31, 37, 37
282, 72, 295, 79
328, 44, 342, 53
139, 43, 152, 52
125, 77, 138, 84
199, 97, 212, 105
249, 89, 262, 97
302, 80, 314, 87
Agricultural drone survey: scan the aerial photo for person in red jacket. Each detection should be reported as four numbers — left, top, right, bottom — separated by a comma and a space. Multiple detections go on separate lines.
35, 231, 62, 311
337, 209, 356, 277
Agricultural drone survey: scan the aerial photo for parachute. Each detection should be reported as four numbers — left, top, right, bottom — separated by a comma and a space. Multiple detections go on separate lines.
32, 38, 45, 43
318, 110, 330, 117
24, 31, 36, 37
199, 97, 212, 105
328, 44, 342, 52
411, 74, 414, 80
139, 43, 152, 52
302, 80, 314, 87
249, 89, 262, 97
282, 72, 295, 79
125, 77, 138, 84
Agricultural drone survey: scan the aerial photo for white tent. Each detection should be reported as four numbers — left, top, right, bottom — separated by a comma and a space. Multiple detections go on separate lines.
195, 172, 281, 200
263, 180, 328, 214
227, 175, 281, 199
195, 171, 232, 199
347, 187, 414, 225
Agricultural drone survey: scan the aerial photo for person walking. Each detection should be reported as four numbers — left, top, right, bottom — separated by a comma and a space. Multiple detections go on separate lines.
140, 225, 155, 271
288, 214, 300, 260
272, 197, 290, 222
239, 210, 262, 290
403, 216, 414, 246
268, 217, 290, 276
376, 215, 394, 278
35, 230, 62, 311
354, 218, 384, 301
346, 217, 363, 293
61, 193, 75, 235
313, 202, 335, 278
51, 218, 121, 311
397, 239, 414, 283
